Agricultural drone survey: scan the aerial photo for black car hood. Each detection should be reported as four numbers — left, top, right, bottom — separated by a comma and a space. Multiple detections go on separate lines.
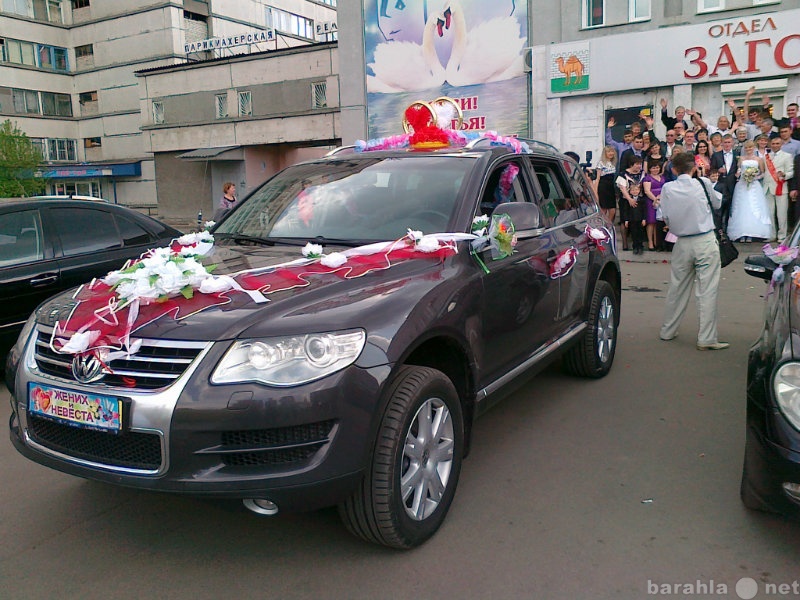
37, 242, 454, 342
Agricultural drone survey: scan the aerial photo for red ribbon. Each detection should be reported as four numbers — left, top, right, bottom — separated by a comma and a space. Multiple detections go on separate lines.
766, 154, 785, 196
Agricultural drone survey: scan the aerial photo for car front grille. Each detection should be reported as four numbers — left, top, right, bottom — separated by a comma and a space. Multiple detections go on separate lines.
33, 326, 208, 391
28, 414, 162, 471
219, 420, 337, 467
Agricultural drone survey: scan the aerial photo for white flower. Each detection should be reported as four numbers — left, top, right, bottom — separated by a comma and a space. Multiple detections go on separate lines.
203, 220, 216, 230
415, 236, 441, 253
302, 243, 324, 258
321, 252, 347, 268
407, 229, 423, 243
199, 276, 234, 294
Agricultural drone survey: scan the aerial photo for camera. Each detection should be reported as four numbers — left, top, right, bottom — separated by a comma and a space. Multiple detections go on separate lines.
586, 168, 598, 181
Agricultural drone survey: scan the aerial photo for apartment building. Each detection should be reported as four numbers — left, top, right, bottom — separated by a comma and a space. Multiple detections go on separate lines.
338, 0, 800, 157
0, 0, 336, 209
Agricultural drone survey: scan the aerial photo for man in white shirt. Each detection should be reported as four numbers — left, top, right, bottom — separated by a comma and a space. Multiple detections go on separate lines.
659, 152, 728, 350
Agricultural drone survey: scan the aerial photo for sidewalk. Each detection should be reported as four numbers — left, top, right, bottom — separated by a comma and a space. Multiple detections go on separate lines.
616, 239, 764, 264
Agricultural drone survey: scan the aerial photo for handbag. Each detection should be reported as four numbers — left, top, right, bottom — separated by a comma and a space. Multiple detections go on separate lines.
698, 177, 738, 268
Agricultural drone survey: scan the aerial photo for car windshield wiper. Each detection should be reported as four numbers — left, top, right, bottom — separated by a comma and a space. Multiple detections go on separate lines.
309, 236, 375, 248
214, 233, 276, 246
216, 233, 377, 248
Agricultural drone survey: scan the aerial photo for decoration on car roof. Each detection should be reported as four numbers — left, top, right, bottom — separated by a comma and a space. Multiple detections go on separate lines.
354, 96, 531, 154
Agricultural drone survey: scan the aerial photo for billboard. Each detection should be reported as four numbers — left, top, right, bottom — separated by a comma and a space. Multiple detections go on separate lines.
363, 0, 529, 138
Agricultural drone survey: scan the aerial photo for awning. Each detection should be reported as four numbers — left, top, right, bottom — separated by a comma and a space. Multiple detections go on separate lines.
177, 146, 243, 161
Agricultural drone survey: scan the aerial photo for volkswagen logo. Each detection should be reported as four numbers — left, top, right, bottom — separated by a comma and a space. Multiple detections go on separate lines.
71, 353, 105, 384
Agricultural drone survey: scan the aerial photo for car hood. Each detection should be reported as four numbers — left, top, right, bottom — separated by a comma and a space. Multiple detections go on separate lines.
36, 242, 454, 343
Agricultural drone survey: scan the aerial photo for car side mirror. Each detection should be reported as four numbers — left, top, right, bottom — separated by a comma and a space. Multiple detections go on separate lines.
491, 202, 540, 232
743, 254, 777, 282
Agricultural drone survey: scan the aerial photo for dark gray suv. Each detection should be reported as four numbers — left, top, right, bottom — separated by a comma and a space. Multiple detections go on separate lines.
7, 137, 621, 548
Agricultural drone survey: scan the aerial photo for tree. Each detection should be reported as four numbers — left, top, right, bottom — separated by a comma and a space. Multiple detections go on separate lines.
0, 119, 46, 197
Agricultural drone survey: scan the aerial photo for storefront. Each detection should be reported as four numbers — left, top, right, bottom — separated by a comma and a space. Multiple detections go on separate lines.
37, 162, 142, 203
538, 8, 800, 158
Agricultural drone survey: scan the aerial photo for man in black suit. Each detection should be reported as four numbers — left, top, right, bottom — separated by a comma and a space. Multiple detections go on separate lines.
709, 134, 739, 230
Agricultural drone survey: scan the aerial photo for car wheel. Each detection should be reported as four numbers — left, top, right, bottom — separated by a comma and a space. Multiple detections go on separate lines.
339, 365, 464, 549
563, 280, 618, 378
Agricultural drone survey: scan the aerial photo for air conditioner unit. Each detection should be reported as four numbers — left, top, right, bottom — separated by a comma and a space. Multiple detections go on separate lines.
523, 47, 533, 73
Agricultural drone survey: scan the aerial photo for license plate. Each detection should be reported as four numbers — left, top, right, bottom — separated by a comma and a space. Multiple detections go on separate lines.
28, 383, 123, 434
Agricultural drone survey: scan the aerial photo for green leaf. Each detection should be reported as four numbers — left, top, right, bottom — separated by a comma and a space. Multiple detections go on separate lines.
180, 285, 194, 300
149, 274, 159, 285
205, 263, 218, 273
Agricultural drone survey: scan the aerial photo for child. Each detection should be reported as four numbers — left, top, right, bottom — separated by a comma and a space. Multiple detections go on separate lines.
616, 156, 646, 254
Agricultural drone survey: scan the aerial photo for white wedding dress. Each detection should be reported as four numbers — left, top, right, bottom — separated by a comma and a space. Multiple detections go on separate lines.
726, 159, 773, 242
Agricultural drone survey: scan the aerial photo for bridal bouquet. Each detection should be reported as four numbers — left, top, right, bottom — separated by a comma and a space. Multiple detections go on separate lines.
742, 165, 760, 186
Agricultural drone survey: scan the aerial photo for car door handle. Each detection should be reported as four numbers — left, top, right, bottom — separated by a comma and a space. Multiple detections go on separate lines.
30, 274, 59, 287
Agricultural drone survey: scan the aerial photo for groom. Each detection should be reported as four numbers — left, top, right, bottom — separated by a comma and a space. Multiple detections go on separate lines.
763, 136, 795, 241
709, 134, 739, 230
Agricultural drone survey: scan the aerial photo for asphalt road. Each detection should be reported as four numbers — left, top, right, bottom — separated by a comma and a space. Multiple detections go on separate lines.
2, 251, 800, 600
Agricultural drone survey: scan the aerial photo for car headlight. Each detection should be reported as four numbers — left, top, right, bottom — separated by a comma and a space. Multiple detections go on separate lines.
211, 330, 366, 387
773, 362, 800, 430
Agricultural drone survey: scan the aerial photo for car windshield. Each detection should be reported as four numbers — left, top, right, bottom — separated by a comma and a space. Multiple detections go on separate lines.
215, 155, 475, 243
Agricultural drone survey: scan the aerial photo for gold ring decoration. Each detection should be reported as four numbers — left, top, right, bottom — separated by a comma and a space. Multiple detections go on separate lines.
402, 100, 437, 133
432, 96, 463, 131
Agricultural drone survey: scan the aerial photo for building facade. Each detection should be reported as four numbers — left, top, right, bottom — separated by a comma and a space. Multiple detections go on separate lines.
338, 0, 800, 159
136, 42, 339, 224
1, 0, 336, 209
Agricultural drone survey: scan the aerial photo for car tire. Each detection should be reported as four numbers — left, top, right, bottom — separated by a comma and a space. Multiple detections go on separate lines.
563, 280, 618, 378
338, 365, 464, 549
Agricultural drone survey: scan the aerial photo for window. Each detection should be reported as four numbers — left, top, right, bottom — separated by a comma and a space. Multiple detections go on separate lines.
31, 0, 62, 23
79, 90, 97, 104
215, 93, 228, 119
316, 0, 336, 5
84, 137, 101, 148
5, 39, 37, 66
12, 89, 40, 114
238, 91, 252, 117
2, 0, 33, 17
79, 90, 98, 115
116, 215, 154, 247
629, 0, 650, 21
51, 208, 120, 256
75, 44, 94, 68
37, 45, 69, 71
265, 7, 315, 40
46, 138, 77, 161
152, 100, 164, 124
40, 92, 72, 116
71, 0, 89, 8
312, 82, 327, 109
583, 0, 604, 27
697, 0, 724, 11
0, 210, 44, 267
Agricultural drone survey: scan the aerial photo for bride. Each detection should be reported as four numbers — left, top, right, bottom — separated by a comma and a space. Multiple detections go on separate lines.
726, 140, 774, 242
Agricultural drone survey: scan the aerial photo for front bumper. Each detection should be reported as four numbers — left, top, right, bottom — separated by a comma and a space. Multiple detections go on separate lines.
8, 330, 392, 512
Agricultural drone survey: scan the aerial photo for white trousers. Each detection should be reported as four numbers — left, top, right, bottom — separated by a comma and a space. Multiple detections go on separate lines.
764, 190, 789, 241
660, 231, 721, 346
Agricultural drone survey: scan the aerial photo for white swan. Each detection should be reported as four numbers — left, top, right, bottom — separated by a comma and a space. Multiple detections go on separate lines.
367, 11, 446, 93
443, 0, 526, 87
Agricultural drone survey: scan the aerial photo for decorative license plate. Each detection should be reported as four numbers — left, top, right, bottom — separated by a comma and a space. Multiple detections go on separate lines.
28, 383, 123, 433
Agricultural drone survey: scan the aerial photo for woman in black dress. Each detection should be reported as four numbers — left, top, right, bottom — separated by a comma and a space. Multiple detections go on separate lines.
593, 145, 619, 223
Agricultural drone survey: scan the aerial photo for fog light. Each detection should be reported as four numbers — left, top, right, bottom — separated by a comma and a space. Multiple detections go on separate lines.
243, 498, 279, 515
783, 482, 800, 502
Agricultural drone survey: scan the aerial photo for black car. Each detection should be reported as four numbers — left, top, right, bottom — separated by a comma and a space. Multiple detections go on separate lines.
740, 242, 800, 517
7, 136, 621, 548
0, 199, 182, 359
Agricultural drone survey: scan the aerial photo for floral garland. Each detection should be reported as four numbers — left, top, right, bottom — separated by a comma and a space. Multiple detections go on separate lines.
50, 230, 477, 358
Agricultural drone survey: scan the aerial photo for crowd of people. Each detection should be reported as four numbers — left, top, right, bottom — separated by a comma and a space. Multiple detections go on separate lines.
591, 87, 800, 253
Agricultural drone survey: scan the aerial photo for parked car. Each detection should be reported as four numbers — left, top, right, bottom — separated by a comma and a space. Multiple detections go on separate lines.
6, 135, 621, 548
740, 242, 800, 518
0, 198, 181, 359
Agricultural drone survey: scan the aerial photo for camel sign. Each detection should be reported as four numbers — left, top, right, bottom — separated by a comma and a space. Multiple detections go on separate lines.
549, 42, 589, 93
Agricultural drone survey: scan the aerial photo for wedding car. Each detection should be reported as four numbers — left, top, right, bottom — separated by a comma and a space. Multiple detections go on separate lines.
6, 111, 621, 548
740, 241, 800, 518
